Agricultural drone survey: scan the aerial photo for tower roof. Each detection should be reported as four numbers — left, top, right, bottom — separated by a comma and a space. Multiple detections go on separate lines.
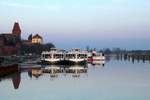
12, 22, 21, 35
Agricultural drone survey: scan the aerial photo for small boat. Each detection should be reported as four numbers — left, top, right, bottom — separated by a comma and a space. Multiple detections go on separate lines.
87, 52, 93, 63
92, 53, 105, 61
87, 50, 105, 64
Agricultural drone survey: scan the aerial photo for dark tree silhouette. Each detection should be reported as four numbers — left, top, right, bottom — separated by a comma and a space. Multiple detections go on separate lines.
21, 42, 55, 55
28, 34, 32, 41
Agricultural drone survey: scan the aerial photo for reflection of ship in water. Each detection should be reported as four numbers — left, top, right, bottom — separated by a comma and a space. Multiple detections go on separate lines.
65, 65, 88, 77
28, 65, 88, 79
91, 60, 105, 66
43, 65, 88, 78
43, 65, 62, 78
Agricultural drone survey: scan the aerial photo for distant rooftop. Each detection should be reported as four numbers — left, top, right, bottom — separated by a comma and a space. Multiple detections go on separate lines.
32, 34, 42, 39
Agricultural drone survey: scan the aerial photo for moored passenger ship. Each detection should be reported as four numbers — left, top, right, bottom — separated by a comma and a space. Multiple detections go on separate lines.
65, 48, 87, 65
41, 48, 88, 65
41, 48, 64, 65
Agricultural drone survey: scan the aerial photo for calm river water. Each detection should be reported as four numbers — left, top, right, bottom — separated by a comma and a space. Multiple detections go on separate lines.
0, 58, 150, 100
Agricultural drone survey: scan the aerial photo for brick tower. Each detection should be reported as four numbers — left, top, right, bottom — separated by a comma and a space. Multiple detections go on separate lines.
12, 22, 21, 41
12, 22, 21, 55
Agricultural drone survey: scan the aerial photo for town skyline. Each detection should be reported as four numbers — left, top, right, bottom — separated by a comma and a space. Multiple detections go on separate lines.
0, 0, 150, 50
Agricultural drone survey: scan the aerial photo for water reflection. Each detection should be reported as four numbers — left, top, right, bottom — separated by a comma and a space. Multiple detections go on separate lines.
4, 55, 149, 90
0, 72, 21, 90
30, 68, 42, 78
30, 65, 88, 79
12, 72, 21, 89
0, 60, 106, 90
108, 54, 150, 63
90, 60, 105, 66
1, 58, 150, 100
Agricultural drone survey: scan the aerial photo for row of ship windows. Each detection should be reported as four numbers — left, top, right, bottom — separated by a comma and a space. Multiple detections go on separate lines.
42, 54, 87, 58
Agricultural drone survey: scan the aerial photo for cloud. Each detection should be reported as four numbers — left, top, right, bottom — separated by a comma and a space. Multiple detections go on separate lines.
1, 1, 32, 7
0, 1, 63, 12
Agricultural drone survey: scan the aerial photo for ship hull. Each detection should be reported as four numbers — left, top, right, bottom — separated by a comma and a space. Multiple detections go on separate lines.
40, 59, 87, 65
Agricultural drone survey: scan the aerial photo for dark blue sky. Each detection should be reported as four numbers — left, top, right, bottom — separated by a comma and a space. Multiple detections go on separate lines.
0, 0, 150, 50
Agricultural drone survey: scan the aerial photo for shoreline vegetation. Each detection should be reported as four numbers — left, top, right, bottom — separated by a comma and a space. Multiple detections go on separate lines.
20, 43, 55, 55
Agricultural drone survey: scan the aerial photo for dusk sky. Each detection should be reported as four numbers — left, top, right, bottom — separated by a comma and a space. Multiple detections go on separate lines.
0, 0, 150, 50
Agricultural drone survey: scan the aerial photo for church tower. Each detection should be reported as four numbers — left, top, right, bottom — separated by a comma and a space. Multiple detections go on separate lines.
12, 22, 21, 40
12, 22, 21, 55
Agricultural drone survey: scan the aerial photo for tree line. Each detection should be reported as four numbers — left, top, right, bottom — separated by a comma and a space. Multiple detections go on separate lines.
21, 43, 55, 55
